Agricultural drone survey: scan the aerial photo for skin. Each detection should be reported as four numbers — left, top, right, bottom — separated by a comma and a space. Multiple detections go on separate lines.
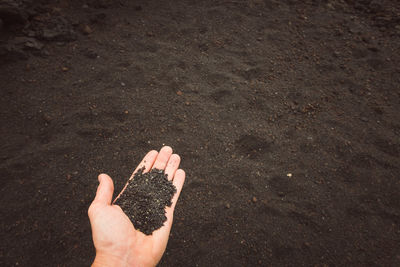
88, 146, 186, 267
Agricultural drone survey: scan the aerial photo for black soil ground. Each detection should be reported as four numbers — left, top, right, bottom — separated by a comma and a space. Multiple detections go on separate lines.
1, 0, 400, 266
114, 168, 176, 235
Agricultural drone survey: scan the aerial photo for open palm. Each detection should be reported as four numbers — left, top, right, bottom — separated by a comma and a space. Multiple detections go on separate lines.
88, 147, 185, 267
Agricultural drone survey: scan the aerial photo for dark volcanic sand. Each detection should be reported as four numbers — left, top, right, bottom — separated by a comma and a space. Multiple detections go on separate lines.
114, 168, 176, 235
1, 0, 400, 266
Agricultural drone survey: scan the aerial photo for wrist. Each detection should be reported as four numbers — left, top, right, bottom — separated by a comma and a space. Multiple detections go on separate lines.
92, 252, 154, 267
92, 252, 128, 267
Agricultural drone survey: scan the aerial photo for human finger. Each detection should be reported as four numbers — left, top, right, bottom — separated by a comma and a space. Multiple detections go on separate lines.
130, 150, 158, 179
171, 169, 185, 209
152, 146, 173, 170
164, 154, 181, 181
113, 150, 158, 204
151, 169, 185, 242
92, 173, 114, 205
160, 169, 185, 231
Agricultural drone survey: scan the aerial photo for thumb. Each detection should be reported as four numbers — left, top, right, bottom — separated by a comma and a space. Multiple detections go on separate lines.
92, 173, 114, 205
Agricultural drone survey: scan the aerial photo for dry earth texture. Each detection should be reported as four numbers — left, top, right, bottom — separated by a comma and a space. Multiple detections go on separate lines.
1, 0, 400, 266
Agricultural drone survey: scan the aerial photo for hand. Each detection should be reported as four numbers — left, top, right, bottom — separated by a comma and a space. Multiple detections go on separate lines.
88, 146, 185, 267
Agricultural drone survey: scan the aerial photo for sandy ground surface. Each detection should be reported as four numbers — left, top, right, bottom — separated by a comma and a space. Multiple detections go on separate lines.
1, 0, 400, 266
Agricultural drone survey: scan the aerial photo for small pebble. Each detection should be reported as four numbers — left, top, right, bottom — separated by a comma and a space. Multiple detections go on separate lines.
84, 49, 98, 59
82, 25, 93, 35
42, 114, 52, 123
252, 196, 257, 203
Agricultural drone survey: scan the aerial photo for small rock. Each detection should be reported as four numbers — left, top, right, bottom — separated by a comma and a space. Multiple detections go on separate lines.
24, 39, 44, 50
41, 49, 50, 57
82, 24, 93, 35
42, 29, 60, 40
326, 3, 335, 10
42, 114, 52, 123
61, 66, 69, 72
83, 49, 98, 59
278, 191, 285, 197
11, 37, 44, 50
252, 196, 257, 203
176, 90, 183, 96
287, 173, 292, 177
225, 203, 230, 209
333, 51, 340, 57
40, 17, 77, 42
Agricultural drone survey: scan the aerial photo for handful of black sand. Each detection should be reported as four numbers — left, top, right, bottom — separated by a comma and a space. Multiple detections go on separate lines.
114, 168, 177, 235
